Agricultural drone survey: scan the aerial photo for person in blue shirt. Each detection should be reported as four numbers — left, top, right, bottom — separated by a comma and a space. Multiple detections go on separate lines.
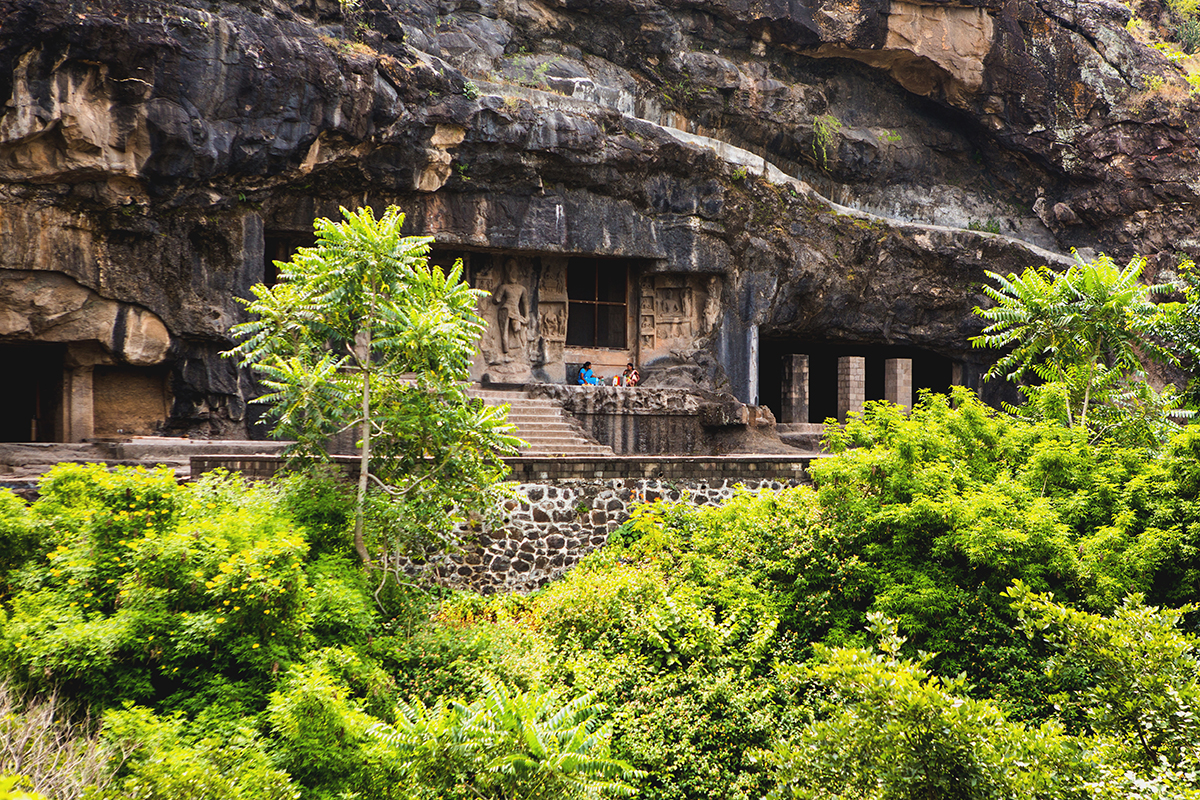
576, 362, 602, 385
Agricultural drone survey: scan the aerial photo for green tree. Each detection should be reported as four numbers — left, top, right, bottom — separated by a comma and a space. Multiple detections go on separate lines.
226, 206, 521, 572
1153, 257, 1200, 397
972, 250, 1175, 433
1007, 581, 1200, 772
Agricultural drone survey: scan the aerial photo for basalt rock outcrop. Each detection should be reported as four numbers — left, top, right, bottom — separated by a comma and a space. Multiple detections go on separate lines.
0, 0, 1196, 438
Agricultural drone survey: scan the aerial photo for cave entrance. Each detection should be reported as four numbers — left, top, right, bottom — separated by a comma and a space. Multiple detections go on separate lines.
760, 340, 956, 423
0, 343, 65, 442
263, 232, 317, 286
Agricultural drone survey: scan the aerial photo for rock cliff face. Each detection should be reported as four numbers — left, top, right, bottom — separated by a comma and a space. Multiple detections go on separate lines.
0, 0, 1196, 437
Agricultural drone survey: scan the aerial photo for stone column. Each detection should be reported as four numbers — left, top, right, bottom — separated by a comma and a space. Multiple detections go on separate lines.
66, 365, 94, 443
951, 361, 965, 387
884, 358, 913, 412
837, 356, 865, 423
746, 325, 760, 406
781, 354, 810, 423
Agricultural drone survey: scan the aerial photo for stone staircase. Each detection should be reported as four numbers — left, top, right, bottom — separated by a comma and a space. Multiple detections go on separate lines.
469, 386, 615, 456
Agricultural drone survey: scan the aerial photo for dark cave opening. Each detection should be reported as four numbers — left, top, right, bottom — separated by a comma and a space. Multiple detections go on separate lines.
759, 339, 956, 423
1, 342, 65, 442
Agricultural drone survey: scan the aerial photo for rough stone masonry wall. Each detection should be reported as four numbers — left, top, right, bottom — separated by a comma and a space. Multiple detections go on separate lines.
410, 475, 803, 594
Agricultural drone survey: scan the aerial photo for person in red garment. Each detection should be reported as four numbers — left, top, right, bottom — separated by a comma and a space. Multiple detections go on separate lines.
621, 363, 640, 386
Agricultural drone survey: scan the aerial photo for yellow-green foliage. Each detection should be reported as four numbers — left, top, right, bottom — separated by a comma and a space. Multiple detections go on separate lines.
1, 466, 313, 707
9, 389, 1200, 799
99, 704, 299, 800
0, 777, 45, 800
1170, 0, 1200, 19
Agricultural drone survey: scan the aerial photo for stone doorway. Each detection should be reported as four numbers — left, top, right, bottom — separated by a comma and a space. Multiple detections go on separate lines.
0, 343, 65, 442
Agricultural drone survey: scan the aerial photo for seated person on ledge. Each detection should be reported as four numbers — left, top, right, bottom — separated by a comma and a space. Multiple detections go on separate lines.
576, 361, 602, 385
622, 362, 641, 386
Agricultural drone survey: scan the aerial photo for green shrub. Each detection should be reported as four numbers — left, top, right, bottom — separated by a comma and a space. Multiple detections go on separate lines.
266, 661, 398, 799
1, 466, 312, 709
371, 606, 548, 706
306, 554, 379, 646
1180, 18, 1200, 53
762, 614, 1088, 800
278, 470, 354, 557
373, 677, 641, 800
0, 491, 36, 597
100, 704, 299, 800
611, 666, 777, 800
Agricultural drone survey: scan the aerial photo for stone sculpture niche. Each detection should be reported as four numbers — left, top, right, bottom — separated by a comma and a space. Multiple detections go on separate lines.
637, 274, 721, 366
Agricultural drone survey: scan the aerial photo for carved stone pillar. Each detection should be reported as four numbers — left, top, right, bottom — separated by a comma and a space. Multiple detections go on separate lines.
837, 356, 865, 423
884, 358, 913, 413
66, 365, 94, 443
781, 354, 809, 424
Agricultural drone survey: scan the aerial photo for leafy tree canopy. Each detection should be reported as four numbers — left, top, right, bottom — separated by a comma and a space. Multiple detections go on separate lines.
972, 250, 1185, 441
225, 206, 521, 574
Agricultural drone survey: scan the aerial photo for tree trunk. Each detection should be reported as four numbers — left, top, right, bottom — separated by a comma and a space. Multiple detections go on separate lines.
1079, 333, 1103, 430
353, 327, 372, 566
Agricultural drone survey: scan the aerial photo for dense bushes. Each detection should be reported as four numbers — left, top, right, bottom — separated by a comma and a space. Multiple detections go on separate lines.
6, 390, 1200, 797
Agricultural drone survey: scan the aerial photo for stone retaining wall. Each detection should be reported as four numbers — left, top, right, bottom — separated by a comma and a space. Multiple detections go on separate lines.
527, 385, 761, 455
191, 455, 814, 592
414, 474, 805, 593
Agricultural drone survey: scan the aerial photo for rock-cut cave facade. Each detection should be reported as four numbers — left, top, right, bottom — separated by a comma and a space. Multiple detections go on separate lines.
0, 0, 1196, 441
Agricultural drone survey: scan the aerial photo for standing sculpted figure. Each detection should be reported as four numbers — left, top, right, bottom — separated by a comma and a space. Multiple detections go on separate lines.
493, 258, 528, 356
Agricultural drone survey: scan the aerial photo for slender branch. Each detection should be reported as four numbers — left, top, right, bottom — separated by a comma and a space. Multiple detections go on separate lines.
367, 471, 402, 495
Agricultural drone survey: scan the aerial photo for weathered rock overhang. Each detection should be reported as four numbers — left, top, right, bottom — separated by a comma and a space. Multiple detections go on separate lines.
0, 0, 1195, 438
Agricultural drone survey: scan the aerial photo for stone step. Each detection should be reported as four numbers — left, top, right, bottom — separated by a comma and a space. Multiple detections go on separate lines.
502, 409, 566, 419
468, 388, 534, 400
469, 389, 531, 397
503, 415, 582, 426
775, 423, 826, 434
519, 435, 601, 446
469, 383, 615, 457
492, 398, 562, 407
519, 445, 613, 455
511, 424, 585, 436
483, 402, 563, 411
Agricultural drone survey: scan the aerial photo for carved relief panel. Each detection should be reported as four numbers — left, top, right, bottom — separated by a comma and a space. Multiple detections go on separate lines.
654, 276, 694, 342
639, 277, 656, 353
467, 252, 539, 383
636, 273, 723, 365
